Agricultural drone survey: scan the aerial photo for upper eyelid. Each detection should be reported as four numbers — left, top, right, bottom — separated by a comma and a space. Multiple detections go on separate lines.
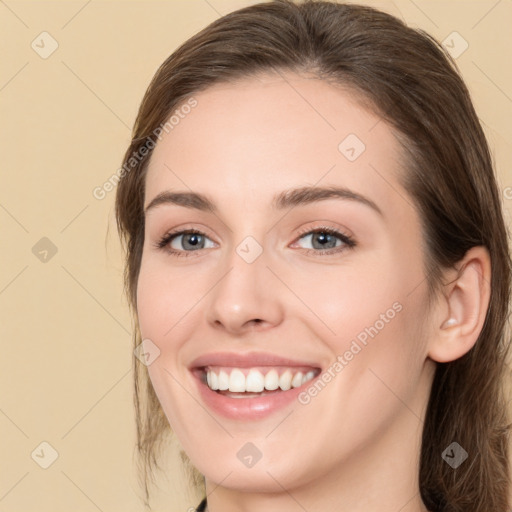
158, 219, 353, 237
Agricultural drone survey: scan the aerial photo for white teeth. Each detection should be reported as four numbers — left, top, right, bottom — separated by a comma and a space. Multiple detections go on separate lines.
205, 367, 318, 393
209, 371, 218, 391
229, 369, 246, 392
218, 370, 229, 391
291, 372, 303, 388
303, 370, 315, 385
264, 369, 279, 390
279, 370, 292, 391
246, 369, 265, 392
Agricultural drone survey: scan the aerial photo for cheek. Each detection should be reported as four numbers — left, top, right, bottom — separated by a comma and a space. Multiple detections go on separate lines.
288, 254, 401, 344
136, 257, 199, 341
326, 273, 429, 417
135, 259, 201, 432
298, 249, 428, 387
137, 258, 188, 350
136, 269, 168, 341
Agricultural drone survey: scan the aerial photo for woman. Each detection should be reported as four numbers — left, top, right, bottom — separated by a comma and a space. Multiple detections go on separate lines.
115, 1, 512, 510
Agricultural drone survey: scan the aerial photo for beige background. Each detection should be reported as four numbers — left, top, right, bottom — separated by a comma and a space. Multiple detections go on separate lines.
1, 0, 511, 511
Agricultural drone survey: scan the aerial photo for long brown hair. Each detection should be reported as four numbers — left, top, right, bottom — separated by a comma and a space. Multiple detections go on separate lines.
115, 1, 512, 510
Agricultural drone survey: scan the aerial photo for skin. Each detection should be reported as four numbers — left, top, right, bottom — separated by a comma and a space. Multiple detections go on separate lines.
136, 71, 491, 512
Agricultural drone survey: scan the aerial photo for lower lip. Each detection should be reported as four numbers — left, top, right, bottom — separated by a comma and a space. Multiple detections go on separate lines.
192, 371, 315, 420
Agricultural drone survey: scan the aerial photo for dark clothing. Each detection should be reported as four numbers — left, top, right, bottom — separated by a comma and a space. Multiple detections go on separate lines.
196, 497, 207, 511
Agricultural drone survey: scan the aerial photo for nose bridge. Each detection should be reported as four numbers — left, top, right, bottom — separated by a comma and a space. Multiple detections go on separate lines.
205, 233, 284, 333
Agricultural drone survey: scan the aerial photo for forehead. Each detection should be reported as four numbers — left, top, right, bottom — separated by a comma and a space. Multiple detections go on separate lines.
144, 71, 410, 221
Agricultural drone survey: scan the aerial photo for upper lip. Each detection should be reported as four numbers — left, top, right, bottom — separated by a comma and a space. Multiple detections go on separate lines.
189, 351, 321, 370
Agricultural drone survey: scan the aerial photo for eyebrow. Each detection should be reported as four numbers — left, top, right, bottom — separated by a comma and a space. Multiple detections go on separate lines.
144, 186, 383, 216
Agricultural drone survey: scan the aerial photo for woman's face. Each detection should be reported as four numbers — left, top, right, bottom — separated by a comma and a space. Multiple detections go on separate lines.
137, 72, 436, 492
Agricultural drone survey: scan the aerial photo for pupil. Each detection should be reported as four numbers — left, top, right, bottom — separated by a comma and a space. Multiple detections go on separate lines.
184, 234, 202, 250
314, 232, 335, 249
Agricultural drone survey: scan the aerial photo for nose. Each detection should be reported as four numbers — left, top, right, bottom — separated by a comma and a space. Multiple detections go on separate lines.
205, 243, 285, 336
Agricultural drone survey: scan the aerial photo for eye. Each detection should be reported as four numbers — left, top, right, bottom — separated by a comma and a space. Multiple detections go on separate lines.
154, 225, 356, 258
155, 229, 215, 257
291, 226, 356, 255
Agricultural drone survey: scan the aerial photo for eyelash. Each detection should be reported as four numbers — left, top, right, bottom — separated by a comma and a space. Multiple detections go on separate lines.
154, 226, 356, 258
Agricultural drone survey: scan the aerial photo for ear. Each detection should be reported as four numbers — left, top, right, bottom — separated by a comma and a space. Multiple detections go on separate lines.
427, 246, 491, 363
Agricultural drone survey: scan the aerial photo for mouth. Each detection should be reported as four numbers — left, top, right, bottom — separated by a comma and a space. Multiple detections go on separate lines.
198, 366, 320, 398
189, 352, 322, 419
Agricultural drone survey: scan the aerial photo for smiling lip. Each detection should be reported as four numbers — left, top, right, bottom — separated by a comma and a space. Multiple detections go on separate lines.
189, 351, 321, 420
189, 351, 320, 369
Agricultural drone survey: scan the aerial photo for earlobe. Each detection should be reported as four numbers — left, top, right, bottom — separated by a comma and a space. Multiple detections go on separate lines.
428, 246, 491, 363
